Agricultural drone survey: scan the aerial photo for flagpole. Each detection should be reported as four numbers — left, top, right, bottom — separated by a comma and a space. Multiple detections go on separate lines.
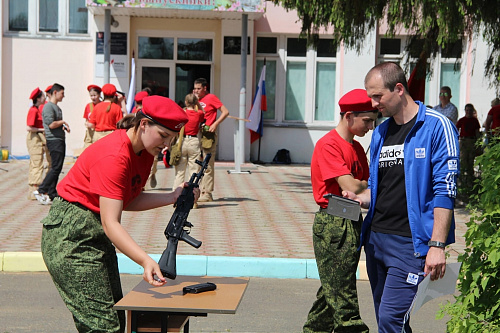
228, 13, 251, 174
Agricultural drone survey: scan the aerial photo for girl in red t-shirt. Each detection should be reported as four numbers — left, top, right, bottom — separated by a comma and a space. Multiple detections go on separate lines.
82, 84, 102, 150
173, 93, 205, 189
40, 96, 195, 332
88, 83, 123, 143
26, 87, 51, 200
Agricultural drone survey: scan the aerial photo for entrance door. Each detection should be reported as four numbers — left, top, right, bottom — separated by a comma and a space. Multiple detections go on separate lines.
137, 61, 175, 99
175, 64, 212, 106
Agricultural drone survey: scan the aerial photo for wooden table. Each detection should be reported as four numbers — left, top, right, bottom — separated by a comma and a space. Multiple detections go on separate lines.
114, 276, 249, 333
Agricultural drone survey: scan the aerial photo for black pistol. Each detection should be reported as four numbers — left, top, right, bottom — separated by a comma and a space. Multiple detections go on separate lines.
158, 153, 211, 279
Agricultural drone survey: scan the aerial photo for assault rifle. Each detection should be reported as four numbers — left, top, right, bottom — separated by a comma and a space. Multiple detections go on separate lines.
158, 153, 211, 280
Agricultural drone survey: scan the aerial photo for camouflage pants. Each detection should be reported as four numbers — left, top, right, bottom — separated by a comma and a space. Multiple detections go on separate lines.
41, 198, 125, 333
303, 211, 369, 333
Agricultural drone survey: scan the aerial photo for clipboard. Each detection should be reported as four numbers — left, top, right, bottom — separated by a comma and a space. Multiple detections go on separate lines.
323, 194, 361, 221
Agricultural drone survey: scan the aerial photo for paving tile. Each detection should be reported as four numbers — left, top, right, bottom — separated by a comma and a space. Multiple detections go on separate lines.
0, 159, 469, 263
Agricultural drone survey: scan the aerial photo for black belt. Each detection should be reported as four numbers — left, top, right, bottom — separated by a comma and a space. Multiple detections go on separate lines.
56, 197, 99, 216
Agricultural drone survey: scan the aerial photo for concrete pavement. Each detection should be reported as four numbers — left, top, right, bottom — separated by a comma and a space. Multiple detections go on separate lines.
0, 272, 454, 332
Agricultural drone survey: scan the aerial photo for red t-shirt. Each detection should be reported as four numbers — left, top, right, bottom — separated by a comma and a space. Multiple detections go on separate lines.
488, 105, 500, 131
26, 105, 44, 128
57, 130, 154, 214
456, 116, 480, 138
184, 109, 205, 136
89, 102, 123, 131
199, 93, 223, 126
83, 102, 100, 120
311, 130, 369, 208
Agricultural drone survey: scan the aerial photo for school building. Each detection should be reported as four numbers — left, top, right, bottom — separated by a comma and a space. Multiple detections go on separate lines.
1, 0, 497, 163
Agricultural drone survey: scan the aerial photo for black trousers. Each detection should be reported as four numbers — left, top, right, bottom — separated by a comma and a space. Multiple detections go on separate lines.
38, 139, 65, 200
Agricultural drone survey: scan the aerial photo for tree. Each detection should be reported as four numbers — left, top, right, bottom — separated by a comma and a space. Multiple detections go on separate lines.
271, 0, 500, 90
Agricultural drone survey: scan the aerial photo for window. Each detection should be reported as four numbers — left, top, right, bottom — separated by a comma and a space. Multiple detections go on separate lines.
257, 37, 277, 54
177, 38, 213, 61
380, 38, 401, 55
285, 62, 307, 121
256, 60, 276, 120
378, 36, 463, 108
287, 38, 307, 57
139, 37, 174, 60
8, 0, 28, 32
68, 0, 88, 34
256, 36, 338, 124
39, 0, 59, 33
315, 62, 336, 121
440, 63, 461, 106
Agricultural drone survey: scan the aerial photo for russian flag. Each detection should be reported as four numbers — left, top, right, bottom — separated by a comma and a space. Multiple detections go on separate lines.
246, 65, 267, 143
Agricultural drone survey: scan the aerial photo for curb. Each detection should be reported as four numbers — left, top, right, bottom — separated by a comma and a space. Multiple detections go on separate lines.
0, 252, 369, 280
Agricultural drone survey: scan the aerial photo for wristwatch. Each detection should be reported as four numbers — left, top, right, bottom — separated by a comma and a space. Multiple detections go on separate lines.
428, 240, 446, 248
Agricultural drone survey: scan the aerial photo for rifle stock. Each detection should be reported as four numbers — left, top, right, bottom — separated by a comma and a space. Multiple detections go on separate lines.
158, 153, 211, 279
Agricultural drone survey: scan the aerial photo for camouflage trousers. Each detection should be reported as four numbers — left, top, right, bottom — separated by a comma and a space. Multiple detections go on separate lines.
41, 197, 125, 333
303, 211, 369, 333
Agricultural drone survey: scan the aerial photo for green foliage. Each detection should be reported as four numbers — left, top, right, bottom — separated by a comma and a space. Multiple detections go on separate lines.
438, 137, 500, 332
271, 0, 500, 89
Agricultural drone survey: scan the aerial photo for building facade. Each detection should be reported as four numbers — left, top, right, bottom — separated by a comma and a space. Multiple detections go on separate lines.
1, 0, 497, 163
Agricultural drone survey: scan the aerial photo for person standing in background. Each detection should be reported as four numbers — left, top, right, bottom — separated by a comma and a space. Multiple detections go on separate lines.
483, 97, 500, 138
172, 93, 205, 189
34, 83, 69, 205
456, 104, 481, 187
83, 84, 102, 150
131, 91, 149, 114
193, 78, 229, 202
88, 83, 123, 143
434, 86, 458, 124
26, 87, 51, 200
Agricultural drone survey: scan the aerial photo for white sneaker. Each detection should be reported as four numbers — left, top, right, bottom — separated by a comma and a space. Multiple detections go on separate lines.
33, 191, 51, 205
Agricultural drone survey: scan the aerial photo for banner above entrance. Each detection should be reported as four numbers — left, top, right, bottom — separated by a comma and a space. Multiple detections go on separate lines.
87, 0, 266, 12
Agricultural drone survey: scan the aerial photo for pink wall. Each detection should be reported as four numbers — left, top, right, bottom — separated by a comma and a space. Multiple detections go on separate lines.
255, 3, 333, 34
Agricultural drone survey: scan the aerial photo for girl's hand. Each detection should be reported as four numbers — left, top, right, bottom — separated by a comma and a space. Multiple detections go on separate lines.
143, 258, 167, 287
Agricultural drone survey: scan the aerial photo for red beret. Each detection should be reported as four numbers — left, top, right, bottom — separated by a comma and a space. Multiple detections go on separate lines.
141, 96, 188, 132
102, 83, 117, 97
87, 84, 102, 93
44, 85, 53, 93
339, 89, 377, 113
29, 87, 42, 100
134, 91, 149, 103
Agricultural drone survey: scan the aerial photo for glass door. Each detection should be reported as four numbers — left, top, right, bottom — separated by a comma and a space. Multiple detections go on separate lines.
137, 61, 175, 99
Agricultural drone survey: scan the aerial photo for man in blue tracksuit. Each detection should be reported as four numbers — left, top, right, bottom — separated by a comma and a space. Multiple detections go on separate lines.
344, 62, 459, 332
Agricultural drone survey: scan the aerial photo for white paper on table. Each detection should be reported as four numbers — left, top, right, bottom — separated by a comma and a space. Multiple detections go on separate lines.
411, 262, 462, 314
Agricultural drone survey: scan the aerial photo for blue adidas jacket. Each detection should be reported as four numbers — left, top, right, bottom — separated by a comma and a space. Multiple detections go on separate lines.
361, 101, 459, 257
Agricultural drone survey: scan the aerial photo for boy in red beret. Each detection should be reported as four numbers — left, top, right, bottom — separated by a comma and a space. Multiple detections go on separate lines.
304, 89, 378, 333
41, 95, 197, 333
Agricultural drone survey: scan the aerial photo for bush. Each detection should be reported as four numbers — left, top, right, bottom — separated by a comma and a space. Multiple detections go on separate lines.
438, 137, 500, 332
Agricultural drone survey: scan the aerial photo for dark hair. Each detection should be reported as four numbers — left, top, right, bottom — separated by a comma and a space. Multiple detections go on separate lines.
50, 83, 65, 94
116, 112, 152, 131
365, 62, 409, 92
194, 78, 208, 88
31, 91, 43, 105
